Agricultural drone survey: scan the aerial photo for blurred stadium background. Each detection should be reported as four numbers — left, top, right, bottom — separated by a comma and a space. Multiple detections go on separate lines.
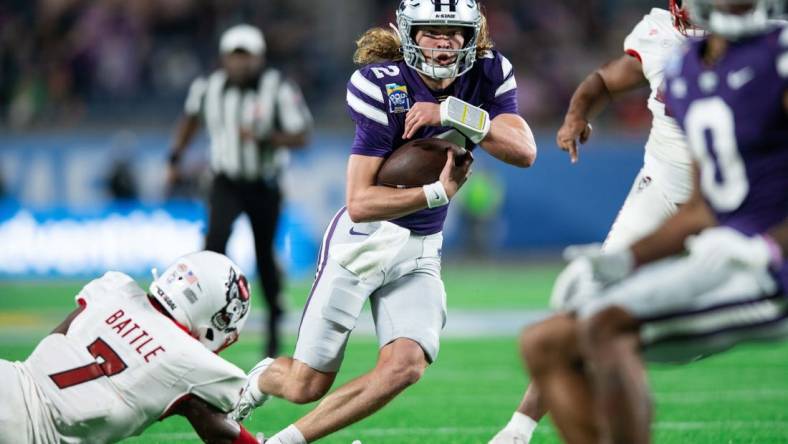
0, 0, 657, 279
1, 1, 787, 443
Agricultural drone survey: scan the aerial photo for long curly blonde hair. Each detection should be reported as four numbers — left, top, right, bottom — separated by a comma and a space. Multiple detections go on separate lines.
353, 13, 494, 65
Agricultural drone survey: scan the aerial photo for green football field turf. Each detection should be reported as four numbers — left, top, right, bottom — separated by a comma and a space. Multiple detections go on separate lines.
1, 264, 788, 443
0, 262, 560, 312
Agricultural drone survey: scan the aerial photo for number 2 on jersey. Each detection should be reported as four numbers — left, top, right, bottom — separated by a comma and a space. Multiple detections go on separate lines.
684, 97, 749, 211
371, 65, 400, 79
49, 338, 127, 389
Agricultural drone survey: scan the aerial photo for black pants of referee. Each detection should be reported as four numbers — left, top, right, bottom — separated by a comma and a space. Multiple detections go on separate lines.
205, 173, 284, 357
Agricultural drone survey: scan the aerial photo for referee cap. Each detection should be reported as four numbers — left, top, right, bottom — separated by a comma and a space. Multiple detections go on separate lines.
220, 24, 266, 56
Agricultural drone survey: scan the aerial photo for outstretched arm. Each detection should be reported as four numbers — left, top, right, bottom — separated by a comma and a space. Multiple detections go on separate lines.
557, 54, 647, 163
176, 396, 259, 444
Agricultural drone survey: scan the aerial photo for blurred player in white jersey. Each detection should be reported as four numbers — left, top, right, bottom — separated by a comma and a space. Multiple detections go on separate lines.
521, 0, 788, 442
490, 2, 703, 442
0, 251, 264, 444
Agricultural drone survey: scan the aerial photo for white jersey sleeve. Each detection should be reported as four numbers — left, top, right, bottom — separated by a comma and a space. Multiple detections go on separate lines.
623, 9, 685, 84
181, 346, 247, 413
623, 8, 694, 188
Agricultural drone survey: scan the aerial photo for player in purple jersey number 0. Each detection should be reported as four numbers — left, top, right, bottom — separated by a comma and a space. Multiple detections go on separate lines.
230, 1, 537, 443
518, 0, 788, 443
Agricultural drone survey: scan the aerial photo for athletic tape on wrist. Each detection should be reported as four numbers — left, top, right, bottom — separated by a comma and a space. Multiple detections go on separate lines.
440, 96, 491, 144
423, 181, 449, 209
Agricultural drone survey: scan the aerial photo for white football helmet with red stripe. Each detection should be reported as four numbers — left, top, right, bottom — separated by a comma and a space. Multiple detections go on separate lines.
150, 251, 251, 353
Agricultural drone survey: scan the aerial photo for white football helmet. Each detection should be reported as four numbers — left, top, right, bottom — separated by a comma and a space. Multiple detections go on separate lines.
150, 251, 251, 353
395, 0, 482, 79
685, 0, 785, 39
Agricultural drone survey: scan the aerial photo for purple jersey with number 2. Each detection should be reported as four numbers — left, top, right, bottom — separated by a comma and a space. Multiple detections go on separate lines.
345, 50, 518, 235
665, 25, 788, 291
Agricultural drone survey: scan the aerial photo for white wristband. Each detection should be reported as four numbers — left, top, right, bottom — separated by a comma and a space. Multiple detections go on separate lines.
423, 181, 449, 209
440, 96, 491, 144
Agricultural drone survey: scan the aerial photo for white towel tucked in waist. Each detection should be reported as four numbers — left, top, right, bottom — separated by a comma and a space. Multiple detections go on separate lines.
329, 221, 411, 281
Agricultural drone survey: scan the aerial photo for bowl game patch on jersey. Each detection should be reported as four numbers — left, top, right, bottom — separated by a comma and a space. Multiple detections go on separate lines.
386, 83, 411, 113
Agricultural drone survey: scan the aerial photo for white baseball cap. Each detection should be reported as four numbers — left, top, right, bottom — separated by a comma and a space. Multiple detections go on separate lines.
220, 24, 266, 56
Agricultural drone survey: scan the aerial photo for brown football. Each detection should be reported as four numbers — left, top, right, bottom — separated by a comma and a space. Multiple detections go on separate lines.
376, 138, 468, 188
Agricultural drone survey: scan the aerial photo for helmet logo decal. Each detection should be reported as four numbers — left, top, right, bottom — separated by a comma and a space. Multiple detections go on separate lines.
183, 288, 198, 304
168, 263, 202, 291
210, 267, 251, 333
433, 0, 457, 12
155, 286, 178, 311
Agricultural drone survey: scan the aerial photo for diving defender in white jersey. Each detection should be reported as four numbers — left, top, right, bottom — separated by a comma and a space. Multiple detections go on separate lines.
490, 3, 704, 442
0, 252, 264, 444
231, 1, 536, 443
522, 0, 788, 442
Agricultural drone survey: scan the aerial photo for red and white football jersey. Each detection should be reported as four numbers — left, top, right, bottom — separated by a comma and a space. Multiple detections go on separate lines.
20, 272, 246, 443
624, 8, 692, 170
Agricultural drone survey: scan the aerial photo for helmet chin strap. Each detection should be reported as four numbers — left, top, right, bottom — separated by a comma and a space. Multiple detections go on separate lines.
419, 61, 458, 80
418, 46, 461, 79
709, 7, 769, 39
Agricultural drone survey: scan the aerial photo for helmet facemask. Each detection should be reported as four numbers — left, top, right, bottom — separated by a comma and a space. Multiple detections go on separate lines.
201, 267, 251, 353
686, 0, 785, 39
395, 0, 483, 80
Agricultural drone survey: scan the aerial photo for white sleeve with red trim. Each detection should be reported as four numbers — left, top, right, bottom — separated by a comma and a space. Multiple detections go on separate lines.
74, 271, 146, 307
622, 8, 684, 86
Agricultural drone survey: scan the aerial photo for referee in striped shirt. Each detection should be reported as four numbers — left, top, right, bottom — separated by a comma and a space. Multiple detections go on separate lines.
167, 24, 312, 356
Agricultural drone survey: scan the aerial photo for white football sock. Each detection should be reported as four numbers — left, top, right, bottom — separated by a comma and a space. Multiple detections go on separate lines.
249, 357, 274, 401
507, 412, 538, 442
269, 424, 307, 444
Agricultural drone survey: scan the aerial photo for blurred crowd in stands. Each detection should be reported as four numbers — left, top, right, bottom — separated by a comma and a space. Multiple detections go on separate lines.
1, 0, 656, 131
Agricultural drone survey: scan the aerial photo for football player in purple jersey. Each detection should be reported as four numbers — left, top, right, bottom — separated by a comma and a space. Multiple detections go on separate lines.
229, 1, 536, 443
517, 1, 788, 443
491, 2, 705, 442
